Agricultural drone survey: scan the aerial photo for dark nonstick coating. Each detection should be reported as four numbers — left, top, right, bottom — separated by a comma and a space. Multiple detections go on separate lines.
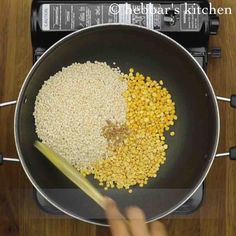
15, 25, 219, 225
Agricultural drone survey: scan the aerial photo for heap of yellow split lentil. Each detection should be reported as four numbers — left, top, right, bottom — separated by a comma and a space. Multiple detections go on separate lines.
82, 69, 177, 192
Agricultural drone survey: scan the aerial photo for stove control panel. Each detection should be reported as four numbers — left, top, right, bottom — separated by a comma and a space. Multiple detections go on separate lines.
31, 0, 221, 74
32, 0, 219, 48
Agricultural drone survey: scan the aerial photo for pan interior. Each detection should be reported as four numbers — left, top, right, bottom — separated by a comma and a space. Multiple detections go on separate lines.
15, 25, 218, 224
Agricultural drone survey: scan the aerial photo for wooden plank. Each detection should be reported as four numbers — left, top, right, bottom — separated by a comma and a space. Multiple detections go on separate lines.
1, 0, 236, 235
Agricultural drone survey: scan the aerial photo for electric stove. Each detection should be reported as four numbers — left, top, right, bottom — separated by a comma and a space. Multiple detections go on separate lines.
31, 0, 220, 217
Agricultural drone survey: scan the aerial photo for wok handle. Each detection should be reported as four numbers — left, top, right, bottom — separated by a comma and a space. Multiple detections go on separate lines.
216, 95, 236, 108
0, 154, 20, 165
215, 149, 236, 160
0, 100, 17, 107
0, 100, 19, 165
216, 95, 236, 160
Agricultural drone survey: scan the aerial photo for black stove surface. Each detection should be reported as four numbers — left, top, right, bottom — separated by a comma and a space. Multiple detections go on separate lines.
34, 184, 204, 216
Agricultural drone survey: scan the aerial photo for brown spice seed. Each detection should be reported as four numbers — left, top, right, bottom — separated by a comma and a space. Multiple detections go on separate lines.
102, 120, 129, 146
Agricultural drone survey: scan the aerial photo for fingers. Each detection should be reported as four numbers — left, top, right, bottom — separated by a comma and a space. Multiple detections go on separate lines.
126, 207, 150, 236
105, 197, 168, 236
150, 221, 168, 236
104, 197, 130, 236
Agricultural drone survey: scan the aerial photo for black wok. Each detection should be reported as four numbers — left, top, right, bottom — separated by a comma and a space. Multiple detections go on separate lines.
1, 24, 236, 226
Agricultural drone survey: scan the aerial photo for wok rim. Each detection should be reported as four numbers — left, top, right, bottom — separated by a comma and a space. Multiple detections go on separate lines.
14, 23, 220, 226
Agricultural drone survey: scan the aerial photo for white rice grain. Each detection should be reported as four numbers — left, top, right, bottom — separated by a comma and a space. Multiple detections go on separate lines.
34, 61, 127, 169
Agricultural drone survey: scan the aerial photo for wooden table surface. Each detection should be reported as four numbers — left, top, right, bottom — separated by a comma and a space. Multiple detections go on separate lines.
1, 0, 236, 235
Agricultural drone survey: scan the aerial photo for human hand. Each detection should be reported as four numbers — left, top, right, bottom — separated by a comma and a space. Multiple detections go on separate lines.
104, 197, 168, 236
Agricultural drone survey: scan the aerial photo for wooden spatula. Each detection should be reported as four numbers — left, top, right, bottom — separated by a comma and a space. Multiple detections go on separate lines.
34, 140, 105, 209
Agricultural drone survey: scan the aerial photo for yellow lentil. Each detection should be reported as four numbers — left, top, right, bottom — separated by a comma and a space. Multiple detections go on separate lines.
82, 69, 176, 191
163, 144, 168, 150
129, 68, 134, 73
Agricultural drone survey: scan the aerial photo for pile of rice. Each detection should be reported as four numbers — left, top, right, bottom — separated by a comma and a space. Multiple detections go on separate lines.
34, 61, 127, 169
